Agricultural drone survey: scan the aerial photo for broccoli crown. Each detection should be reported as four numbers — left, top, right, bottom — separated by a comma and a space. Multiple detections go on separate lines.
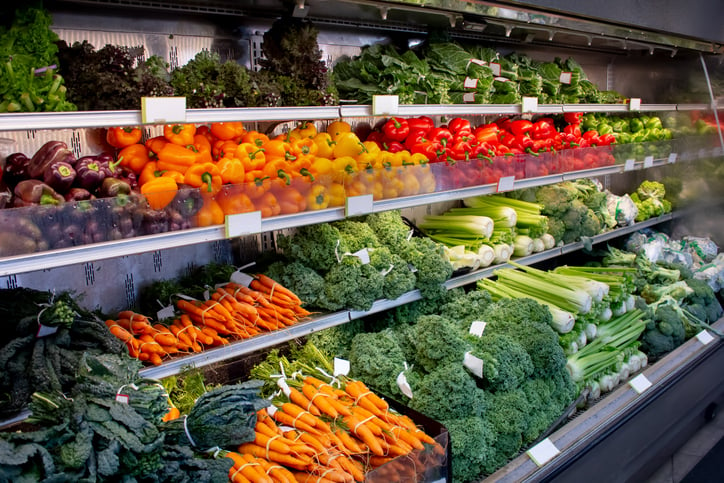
633, 196, 667, 221
683, 278, 724, 322
641, 303, 687, 360
362, 210, 411, 249
482, 298, 567, 378
579, 208, 602, 238
467, 332, 534, 393
409, 363, 487, 421
482, 389, 531, 472
535, 183, 578, 216
349, 329, 407, 399
321, 256, 384, 311
636, 180, 666, 201
331, 220, 381, 253
263, 260, 325, 308
412, 314, 470, 373
400, 237, 454, 298
546, 217, 566, 243
368, 247, 416, 300
439, 289, 493, 330
277, 223, 348, 271
307, 319, 365, 360
442, 416, 496, 483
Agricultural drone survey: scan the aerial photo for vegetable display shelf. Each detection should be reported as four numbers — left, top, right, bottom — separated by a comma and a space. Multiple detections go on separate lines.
137, 211, 674, 380
487, 316, 724, 482
0, 103, 710, 132
0, 140, 712, 277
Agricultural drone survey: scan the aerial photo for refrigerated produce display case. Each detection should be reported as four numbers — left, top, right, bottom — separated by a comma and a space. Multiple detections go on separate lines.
0, 1, 723, 481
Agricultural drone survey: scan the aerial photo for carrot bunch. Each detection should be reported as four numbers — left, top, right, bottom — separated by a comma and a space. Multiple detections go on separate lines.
234, 376, 444, 483
106, 275, 312, 366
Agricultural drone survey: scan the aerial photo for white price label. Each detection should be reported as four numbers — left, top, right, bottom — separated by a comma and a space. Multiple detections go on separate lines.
230, 270, 254, 287
115, 394, 130, 404
156, 305, 175, 321
559, 72, 572, 84
643, 156, 654, 168
469, 58, 487, 66
489, 62, 501, 76
463, 76, 479, 89
36, 323, 58, 338
141, 97, 187, 123
628, 98, 642, 111
345, 194, 374, 217
469, 321, 487, 337
372, 95, 399, 116
527, 438, 561, 466
397, 371, 414, 399
629, 374, 652, 394
696, 330, 715, 345
225, 211, 262, 238
497, 175, 515, 192
494, 76, 508, 83
352, 248, 370, 265
334, 358, 350, 376
624, 159, 636, 171
463, 92, 476, 103
668, 153, 678, 164
521, 97, 538, 113
463, 352, 484, 378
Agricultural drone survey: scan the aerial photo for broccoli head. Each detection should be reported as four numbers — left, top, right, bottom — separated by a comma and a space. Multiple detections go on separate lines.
640, 302, 687, 360
636, 180, 666, 201
277, 223, 348, 271
320, 255, 384, 311
535, 183, 579, 217
411, 314, 470, 373
409, 363, 487, 421
467, 332, 534, 393
546, 217, 566, 243
368, 247, 416, 300
442, 416, 496, 483
348, 329, 407, 399
331, 219, 381, 253
683, 278, 724, 323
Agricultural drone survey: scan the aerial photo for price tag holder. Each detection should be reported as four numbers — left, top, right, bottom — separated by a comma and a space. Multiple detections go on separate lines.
225, 211, 262, 238
141, 96, 187, 123
668, 153, 678, 164
463, 352, 484, 378
497, 176, 515, 192
624, 159, 636, 171
397, 371, 413, 399
643, 156, 654, 168
629, 374, 652, 394
156, 305, 175, 321
334, 358, 350, 376
36, 324, 58, 338
463, 77, 478, 89
628, 98, 642, 111
696, 330, 715, 345
521, 97, 538, 113
372, 95, 399, 116
346, 194, 374, 217
463, 92, 476, 103
489, 62, 501, 76
559, 72, 572, 84
469, 321, 487, 337
527, 438, 561, 467
352, 248, 370, 264
230, 270, 254, 287
115, 394, 130, 404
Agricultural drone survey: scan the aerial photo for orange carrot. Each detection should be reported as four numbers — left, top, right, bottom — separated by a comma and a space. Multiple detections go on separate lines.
301, 384, 338, 418
254, 431, 293, 454
270, 408, 322, 436
342, 415, 384, 456
292, 472, 336, 483
280, 403, 319, 428
253, 274, 302, 303
238, 443, 311, 471
287, 387, 320, 417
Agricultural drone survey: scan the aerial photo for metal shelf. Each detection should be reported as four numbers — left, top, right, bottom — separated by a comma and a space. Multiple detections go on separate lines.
139, 211, 676, 379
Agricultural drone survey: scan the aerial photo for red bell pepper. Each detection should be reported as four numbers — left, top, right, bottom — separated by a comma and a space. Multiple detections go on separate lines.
383, 140, 405, 153
531, 119, 556, 140
404, 130, 428, 151
407, 116, 434, 135
365, 131, 385, 149
448, 117, 472, 135
510, 119, 534, 137
382, 117, 410, 142
598, 133, 616, 146
450, 139, 474, 162
474, 125, 500, 145
582, 130, 601, 146
428, 127, 454, 148
564, 112, 583, 125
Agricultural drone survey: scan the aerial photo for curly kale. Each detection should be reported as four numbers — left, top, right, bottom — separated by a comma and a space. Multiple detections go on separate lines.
467, 332, 534, 393
307, 319, 365, 360
442, 416, 496, 483
399, 236, 454, 298
263, 260, 326, 308
409, 363, 487, 421
332, 219, 381, 253
277, 223, 349, 272
321, 255, 384, 311
368, 247, 416, 300
411, 314, 470, 373
438, 289, 493, 330
349, 329, 408, 399
362, 210, 412, 249
482, 389, 531, 472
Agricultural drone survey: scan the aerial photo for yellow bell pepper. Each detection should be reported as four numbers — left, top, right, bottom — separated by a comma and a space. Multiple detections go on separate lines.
313, 132, 336, 158
306, 183, 330, 210
326, 120, 351, 142
333, 132, 366, 158
328, 182, 346, 207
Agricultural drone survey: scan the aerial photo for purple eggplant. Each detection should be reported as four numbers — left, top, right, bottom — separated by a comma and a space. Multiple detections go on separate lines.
3, 152, 31, 186
43, 161, 76, 194
27, 141, 76, 179
74, 156, 107, 191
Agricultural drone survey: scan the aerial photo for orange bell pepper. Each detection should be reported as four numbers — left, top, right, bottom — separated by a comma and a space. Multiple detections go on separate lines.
290, 121, 318, 140
145, 136, 168, 158
164, 123, 196, 145
195, 125, 216, 145
216, 185, 256, 215
217, 156, 245, 185
107, 126, 142, 148
262, 159, 294, 186
244, 172, 271, 200
241, 130, 269, 148
194, 195, 225, 227
254, 191, 281, 218
235, 143, 266, 171
213, 140, 239, 160
192, 134, 213, 164
184, 162, 222, 195
264, 139, 296, 162
210, 121, 246, 141
117, 143, 151, 174
275, 186, 307, 214
291, 137, 318, 157
157, 143, 199, 174
139, 160, 161, 187
140, 176, 178, 210
161, 169, 185, 184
